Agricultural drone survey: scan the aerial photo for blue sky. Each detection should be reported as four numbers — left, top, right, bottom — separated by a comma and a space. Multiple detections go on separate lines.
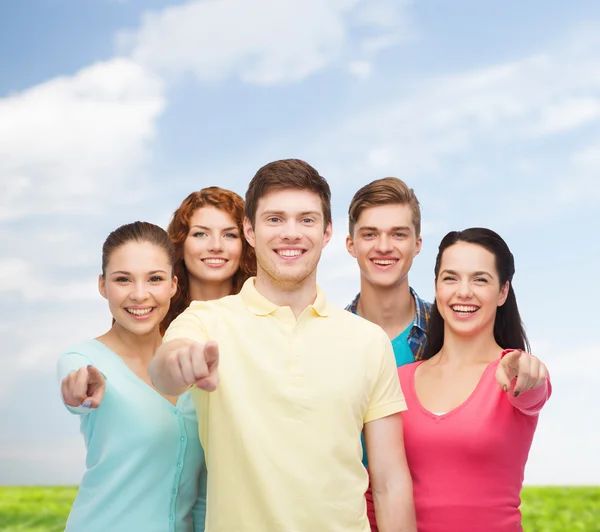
1, 0, 598, 485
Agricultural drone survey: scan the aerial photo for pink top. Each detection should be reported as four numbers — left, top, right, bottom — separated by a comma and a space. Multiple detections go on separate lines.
398, 352, 551, 532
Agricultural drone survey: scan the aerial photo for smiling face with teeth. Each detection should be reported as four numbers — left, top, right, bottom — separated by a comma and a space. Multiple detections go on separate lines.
99, 241, 177, 336
244, 188, 332, 291
346, 204, 421, 289
183, 207, 243, 294
435, 242, 509, 338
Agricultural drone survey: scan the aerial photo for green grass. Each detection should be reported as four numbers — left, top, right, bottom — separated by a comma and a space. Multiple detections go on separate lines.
0, 487, 77, 532
0, 486, 598, 531
521, 487, 600, 531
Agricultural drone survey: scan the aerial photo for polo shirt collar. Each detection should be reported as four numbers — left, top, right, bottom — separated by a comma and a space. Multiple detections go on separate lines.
240, 277, 329, 317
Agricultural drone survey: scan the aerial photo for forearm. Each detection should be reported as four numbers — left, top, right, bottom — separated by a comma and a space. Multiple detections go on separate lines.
372, 474, 417, 532
149, 339, 191, 396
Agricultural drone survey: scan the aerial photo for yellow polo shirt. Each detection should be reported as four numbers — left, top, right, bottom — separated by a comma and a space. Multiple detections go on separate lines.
163, 278, 406, 532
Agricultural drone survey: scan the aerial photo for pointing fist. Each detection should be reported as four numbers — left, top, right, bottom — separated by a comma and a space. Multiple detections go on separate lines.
61, 365, 106, 408
165, 341, 220, 392
495, 350, 548, 396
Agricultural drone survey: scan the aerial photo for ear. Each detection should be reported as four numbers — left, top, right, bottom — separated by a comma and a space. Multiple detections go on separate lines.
243, 217, 256, 248
322, 221, 333, 249
414, 235, 423, 257
346, 234, 357, 258
98, 275, 108, 300
498, 281, 510, 307
170, 275, 178, 298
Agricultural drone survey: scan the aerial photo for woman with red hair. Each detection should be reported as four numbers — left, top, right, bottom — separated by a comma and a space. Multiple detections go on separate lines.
163, 186, 255, 332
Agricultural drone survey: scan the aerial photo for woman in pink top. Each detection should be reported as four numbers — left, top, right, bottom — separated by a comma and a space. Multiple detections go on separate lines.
398, 227, 551, 532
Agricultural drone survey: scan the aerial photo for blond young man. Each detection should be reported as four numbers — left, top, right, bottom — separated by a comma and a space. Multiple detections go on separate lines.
150, 160, 416, 532
346, 177, 431, 530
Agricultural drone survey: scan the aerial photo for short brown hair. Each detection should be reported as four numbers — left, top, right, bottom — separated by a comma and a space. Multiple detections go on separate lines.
348, 177, 421, 237
245, 159, 332, 228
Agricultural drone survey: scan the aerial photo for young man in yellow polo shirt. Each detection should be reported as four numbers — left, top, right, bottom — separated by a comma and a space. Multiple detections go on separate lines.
150, 159, 416, 532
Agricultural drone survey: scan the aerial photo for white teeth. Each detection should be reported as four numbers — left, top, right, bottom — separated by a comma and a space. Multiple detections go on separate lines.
203, 259, 226, 264
372, 259, 396, 265
451, 305, 479, 313
127, 308, 153, 316
277, 249, 302, 257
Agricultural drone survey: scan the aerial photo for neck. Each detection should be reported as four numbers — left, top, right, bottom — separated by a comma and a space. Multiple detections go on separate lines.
254, 269, 318, 319
357, 277, 414, 338
437, 325, 502, 366
188, 276, 233, 302
99, 323, 162, 364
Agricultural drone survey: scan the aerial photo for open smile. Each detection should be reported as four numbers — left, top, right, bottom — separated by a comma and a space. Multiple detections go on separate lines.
125, 307, 156, 320
450, 304, 480, 318
370, 258, 399, 269
275, 249, 306, 260
201, 258, 229, 268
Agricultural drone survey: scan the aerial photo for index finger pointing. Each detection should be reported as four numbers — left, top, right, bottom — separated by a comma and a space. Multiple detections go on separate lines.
204, 341, 219, 367
513, 353, 532, 395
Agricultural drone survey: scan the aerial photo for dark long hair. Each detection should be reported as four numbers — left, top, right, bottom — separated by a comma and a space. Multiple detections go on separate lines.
424, 227, 530, 359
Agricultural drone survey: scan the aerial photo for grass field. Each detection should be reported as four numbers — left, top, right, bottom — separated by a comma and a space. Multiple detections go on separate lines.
0, 486, 598, 531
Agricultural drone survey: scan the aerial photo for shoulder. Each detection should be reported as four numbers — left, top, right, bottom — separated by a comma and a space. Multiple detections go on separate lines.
185, 293, 244, 316
398, 361, 419, 377
59, 339, 107, 362
326, 305, 389, 346
397, 361, 420, 387
57, 339, 110, 380
328, 305, 384, 331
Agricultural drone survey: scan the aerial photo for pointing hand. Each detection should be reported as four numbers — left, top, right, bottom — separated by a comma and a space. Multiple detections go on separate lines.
61, 366, 106, 408
495, 350, 548, 396
165, 341, 220, 392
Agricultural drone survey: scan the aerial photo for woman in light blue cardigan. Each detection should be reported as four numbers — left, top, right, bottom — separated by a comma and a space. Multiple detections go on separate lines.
58, 221, 206, 532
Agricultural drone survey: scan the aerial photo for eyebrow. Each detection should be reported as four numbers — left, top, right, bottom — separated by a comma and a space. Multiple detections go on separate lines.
358, 226, 411, 232
109, 270, 168, 275
262, 210, 322, 218
440, 269, 493, 277
191, 225, 239, 232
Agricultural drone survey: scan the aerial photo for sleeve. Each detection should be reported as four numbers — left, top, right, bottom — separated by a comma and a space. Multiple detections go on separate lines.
364, 329, 407, 424
192, 459, 207, 532
163, 305, 209, 345
509, 375, 552, 416
500, 349, 553, 416
56, 350, 95, 416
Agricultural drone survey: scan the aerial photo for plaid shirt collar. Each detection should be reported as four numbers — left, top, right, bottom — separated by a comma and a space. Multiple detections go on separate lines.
345, 287, 431, 360
345, 287, 428, 330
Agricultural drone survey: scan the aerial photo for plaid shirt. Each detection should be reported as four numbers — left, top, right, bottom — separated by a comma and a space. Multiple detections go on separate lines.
345, 287, 431, 361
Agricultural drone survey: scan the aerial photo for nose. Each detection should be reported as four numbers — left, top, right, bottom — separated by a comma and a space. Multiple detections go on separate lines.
131, 280, 150, 302
374, 234, 394, 254
280, 220, 302, 241
208, 234, 224, 252
456, 278, 473, 299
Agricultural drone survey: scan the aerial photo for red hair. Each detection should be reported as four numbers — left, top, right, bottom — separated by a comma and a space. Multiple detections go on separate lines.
161, 187, 256, 333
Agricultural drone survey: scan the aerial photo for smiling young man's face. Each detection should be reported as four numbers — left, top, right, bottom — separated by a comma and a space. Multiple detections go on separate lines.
244, 188, 332, 289
346, 203, 421, 289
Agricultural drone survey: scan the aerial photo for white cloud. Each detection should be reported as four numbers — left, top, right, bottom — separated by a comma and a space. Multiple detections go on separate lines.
527, 97, 600, 137
0, 57, 165, 221
348, 60, 372, 79
119, 0, 411, 85
302, 34, 600, 220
